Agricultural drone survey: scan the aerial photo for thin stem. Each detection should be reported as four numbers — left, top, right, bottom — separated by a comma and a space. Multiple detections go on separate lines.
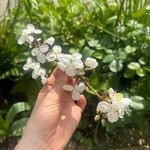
79, 76, 102, 100
115, 0, 125, 26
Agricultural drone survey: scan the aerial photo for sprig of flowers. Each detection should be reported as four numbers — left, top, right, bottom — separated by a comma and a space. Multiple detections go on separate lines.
18, 24, 132, 123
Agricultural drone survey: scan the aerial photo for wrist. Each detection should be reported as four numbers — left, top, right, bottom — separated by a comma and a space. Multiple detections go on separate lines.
14, 130, 50, 150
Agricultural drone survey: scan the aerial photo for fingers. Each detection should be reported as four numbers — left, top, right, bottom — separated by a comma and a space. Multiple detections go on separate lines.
76, 95, 86, 112
36, 68, 68, 104
47, 68, 69, 86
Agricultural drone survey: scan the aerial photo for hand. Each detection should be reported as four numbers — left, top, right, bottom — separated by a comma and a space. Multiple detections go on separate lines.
15, 68, 86, 150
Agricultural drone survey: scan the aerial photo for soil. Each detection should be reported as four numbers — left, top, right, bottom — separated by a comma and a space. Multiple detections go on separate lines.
0, 129, 149, 150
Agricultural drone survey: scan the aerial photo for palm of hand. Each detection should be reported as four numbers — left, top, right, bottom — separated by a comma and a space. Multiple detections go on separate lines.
27, 68, 86, 149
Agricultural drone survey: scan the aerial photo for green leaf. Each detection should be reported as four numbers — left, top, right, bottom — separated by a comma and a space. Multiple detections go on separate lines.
10, 118, 28, 136
117, 51, 127, 60
81, 47, 94, 60
130, 96, 144, 102
136, 68, 145, 77
133, 8, 146, 18
88, 40, 100, 48
124, 69, 135, 78
109, 60, 123, 73
102, 54, 114, 63
0, 115, 8, 132
125, 46, 136, 53
128, 62, 140, 70
92, 51, 103, 60
0, 68, 23, 80
6, 102, 30, 126
143, 66, 150, 72
130, 101, 144, 110
138, 57, 146, 65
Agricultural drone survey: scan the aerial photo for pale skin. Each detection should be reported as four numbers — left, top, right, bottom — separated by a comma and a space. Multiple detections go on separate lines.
15, 68, 86, 150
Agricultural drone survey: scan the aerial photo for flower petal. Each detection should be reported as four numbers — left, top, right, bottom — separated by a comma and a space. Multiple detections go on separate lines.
75, 82, 85, 93
118, 108, 125, 118
41, 76, 48, 84
18, 37, 25, 45
122, 98, 132, 108
72, 90, 80, 100
31, 62, 40, 70
23, 64, 29, 70
97, 101, 111, 113
107, 110, 119, 123
37, 54, 46, 64
57, 62, 67, 72
22, 29, 31, 35
52, 45, 62, 53
73, 60, 84, 69
66, 66, 77, 76
109, 88, 115, 98
34, 29, 42, 34
26, 35, 34, 43
27, 24, 35, 32
44, 37, 55, 45
38, 68, 46, 76
72, 53, 82, 59
46, 53, 56, 61
84, 57, 98, 69
58, 54, 72, 65
40, 44, 49, 53
32, 70, 39, 79
31, 48, 40, 56
63, 85, 74, 92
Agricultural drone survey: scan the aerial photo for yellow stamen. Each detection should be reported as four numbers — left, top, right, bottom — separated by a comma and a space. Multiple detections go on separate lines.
113, 93, 123, 101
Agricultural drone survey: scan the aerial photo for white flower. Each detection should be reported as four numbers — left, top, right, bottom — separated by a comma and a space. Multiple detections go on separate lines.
18, 24, 42, 45
63, 82, 85, 100
44, 37, 55, 46
41, 76, 48, 84
32, 66, 46, 79
23, 57, 35, 70
97, 88, 132, 123
31, 44, 49, 63
84, 57, 98, 69
18, 31, 34, 45
94, 115, 100, 121
46, 45, 62, 62
58, 53, 84, 76
97, 101, 111, 113
24, 24, 42, 34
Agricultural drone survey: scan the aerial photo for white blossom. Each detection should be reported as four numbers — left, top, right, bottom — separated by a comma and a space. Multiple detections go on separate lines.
84, 57, 98, 69
63, 82, 85, 100
46, 45, 62, 62
23, 57, 35, 70
18, 31, 34, 45
97, 88, 132, 123
58, 53, 84, 77
41, 76, 48, 84
31, 44, 49, 63
24, 24, 42, 34
18, 24, 42, 45
44, 37, 55, 46
32, 66, 46, 79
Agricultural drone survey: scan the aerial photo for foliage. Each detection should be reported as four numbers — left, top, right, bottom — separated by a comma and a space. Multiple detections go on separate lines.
0, 102, 30, 137
0, 0, 150, 148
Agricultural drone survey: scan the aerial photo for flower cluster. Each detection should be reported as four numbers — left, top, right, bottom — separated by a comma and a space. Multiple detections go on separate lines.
63, 82, 85, 100
95, 88, 132, 123
18, 24, 98, 84
18, 24, 132, 124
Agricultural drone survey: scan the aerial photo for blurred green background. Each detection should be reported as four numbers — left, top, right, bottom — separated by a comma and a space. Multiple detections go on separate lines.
0, 0, 150, 149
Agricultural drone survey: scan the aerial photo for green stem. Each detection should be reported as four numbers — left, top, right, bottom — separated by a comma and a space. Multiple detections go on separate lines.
115, 0, 125, 26
79, 76, 102, 100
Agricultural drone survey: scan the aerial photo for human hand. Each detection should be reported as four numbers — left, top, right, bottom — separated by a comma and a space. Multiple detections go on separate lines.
15, 68, 86, 150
